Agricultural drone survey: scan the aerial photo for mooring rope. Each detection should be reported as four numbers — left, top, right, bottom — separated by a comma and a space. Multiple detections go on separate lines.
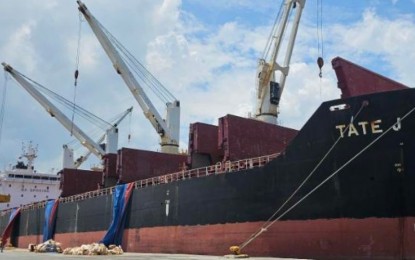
238, 103, 415, 251
238, 101, 367, 250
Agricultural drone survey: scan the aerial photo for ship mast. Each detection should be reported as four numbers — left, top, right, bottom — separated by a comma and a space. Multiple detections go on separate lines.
255, 0, 305, 124
21, 141, 38, 170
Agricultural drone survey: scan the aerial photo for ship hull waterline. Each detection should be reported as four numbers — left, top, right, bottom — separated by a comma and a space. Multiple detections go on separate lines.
1, 88, 415, 259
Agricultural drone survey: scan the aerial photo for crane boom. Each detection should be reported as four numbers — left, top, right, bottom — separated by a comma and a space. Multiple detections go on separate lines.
255, 0, 305, 124
73, 106, 133, 169
77, 1, 180, 154
2, 62, 107, 159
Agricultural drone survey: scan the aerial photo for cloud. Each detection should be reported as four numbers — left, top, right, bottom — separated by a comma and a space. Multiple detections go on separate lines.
145, 19, 262, 132
326, 9, 415, 86
1, 1, 415, 172
1, 21, 38, 73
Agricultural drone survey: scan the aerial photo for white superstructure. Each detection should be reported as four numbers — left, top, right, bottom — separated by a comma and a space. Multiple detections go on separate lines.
0, 142, 61, 210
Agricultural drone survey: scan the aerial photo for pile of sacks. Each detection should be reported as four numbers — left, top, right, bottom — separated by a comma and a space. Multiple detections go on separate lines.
28, 239, 63, 253
62, 243, 123, 255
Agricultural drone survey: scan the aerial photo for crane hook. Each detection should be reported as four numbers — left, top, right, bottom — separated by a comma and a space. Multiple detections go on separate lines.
74, 69, 79, 86
317, 56, 324, 78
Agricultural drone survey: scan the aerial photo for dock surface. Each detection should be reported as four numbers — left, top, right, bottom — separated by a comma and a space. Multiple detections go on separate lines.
0, 249, 306, 259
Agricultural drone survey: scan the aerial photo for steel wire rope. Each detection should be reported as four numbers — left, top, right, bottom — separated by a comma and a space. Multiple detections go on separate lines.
118, 42, 173, 103
261, 0, 285, 60
258, 105, 415, 233
35, 82, 110, 130
279, 3, 295, 65
239, 101, 370, 250
64, 107, 132, 151
113, 35, 174, 103
65, 124, 103, 151
113, 36, 176, 102
128, 109, 132, 142
15, 71, 112, 130
94, 17, 176, 104
34, 82, 109, 129
239, 105, 415, 250
97, 20, 170, 103
318, 0, 324, 59
316, 0, 324, 61
72, 12, 84, 135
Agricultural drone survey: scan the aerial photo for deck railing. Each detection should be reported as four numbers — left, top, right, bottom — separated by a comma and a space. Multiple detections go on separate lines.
4, 153, 279, 213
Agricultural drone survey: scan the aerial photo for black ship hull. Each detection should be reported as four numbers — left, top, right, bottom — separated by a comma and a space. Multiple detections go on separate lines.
1, 88, 415, 259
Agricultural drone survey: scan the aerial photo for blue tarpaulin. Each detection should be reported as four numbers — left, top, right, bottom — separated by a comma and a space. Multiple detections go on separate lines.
43, 199, 59, 242
1, 207, 21, 245
100, 182, 134, 246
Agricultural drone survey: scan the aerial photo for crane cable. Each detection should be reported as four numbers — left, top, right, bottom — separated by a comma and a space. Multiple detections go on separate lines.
65, 107, 132, 151
261, 0, 285, 60
128, 110, 132, 143
72, 12, 83, 136
0, 72, 9, 146
316, 0, 324, 78
92, 16, 177, 104
12, 70, 112, 130
237, 100, 369, 252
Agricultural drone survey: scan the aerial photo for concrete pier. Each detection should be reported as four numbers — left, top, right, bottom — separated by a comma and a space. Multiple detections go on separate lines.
0, 248, 308, 260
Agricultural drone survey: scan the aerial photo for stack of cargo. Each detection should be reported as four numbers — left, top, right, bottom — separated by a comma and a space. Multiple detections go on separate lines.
187, 114, 298, 169
218, 114, 298, 162
116, 148, 187, 183
59, 169, 102, 197
187, 122, 221, 168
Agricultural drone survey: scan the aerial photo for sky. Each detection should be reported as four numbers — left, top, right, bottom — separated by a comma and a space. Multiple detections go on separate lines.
0, 0, 414, 173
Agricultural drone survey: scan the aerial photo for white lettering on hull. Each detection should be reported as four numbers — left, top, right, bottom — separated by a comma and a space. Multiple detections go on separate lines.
336, 118, 401, 138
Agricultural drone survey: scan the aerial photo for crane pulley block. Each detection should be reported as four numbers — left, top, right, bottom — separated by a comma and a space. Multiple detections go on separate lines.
270, 81, 280, 105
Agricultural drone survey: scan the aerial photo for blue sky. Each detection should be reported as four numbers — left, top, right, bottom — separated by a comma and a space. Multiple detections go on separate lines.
0, 0, 414, 172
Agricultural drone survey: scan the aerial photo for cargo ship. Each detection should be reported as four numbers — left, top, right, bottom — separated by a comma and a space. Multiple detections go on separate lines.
0, 142, 61, 211
1, 1, 415, 259
1, 56, 414, 259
